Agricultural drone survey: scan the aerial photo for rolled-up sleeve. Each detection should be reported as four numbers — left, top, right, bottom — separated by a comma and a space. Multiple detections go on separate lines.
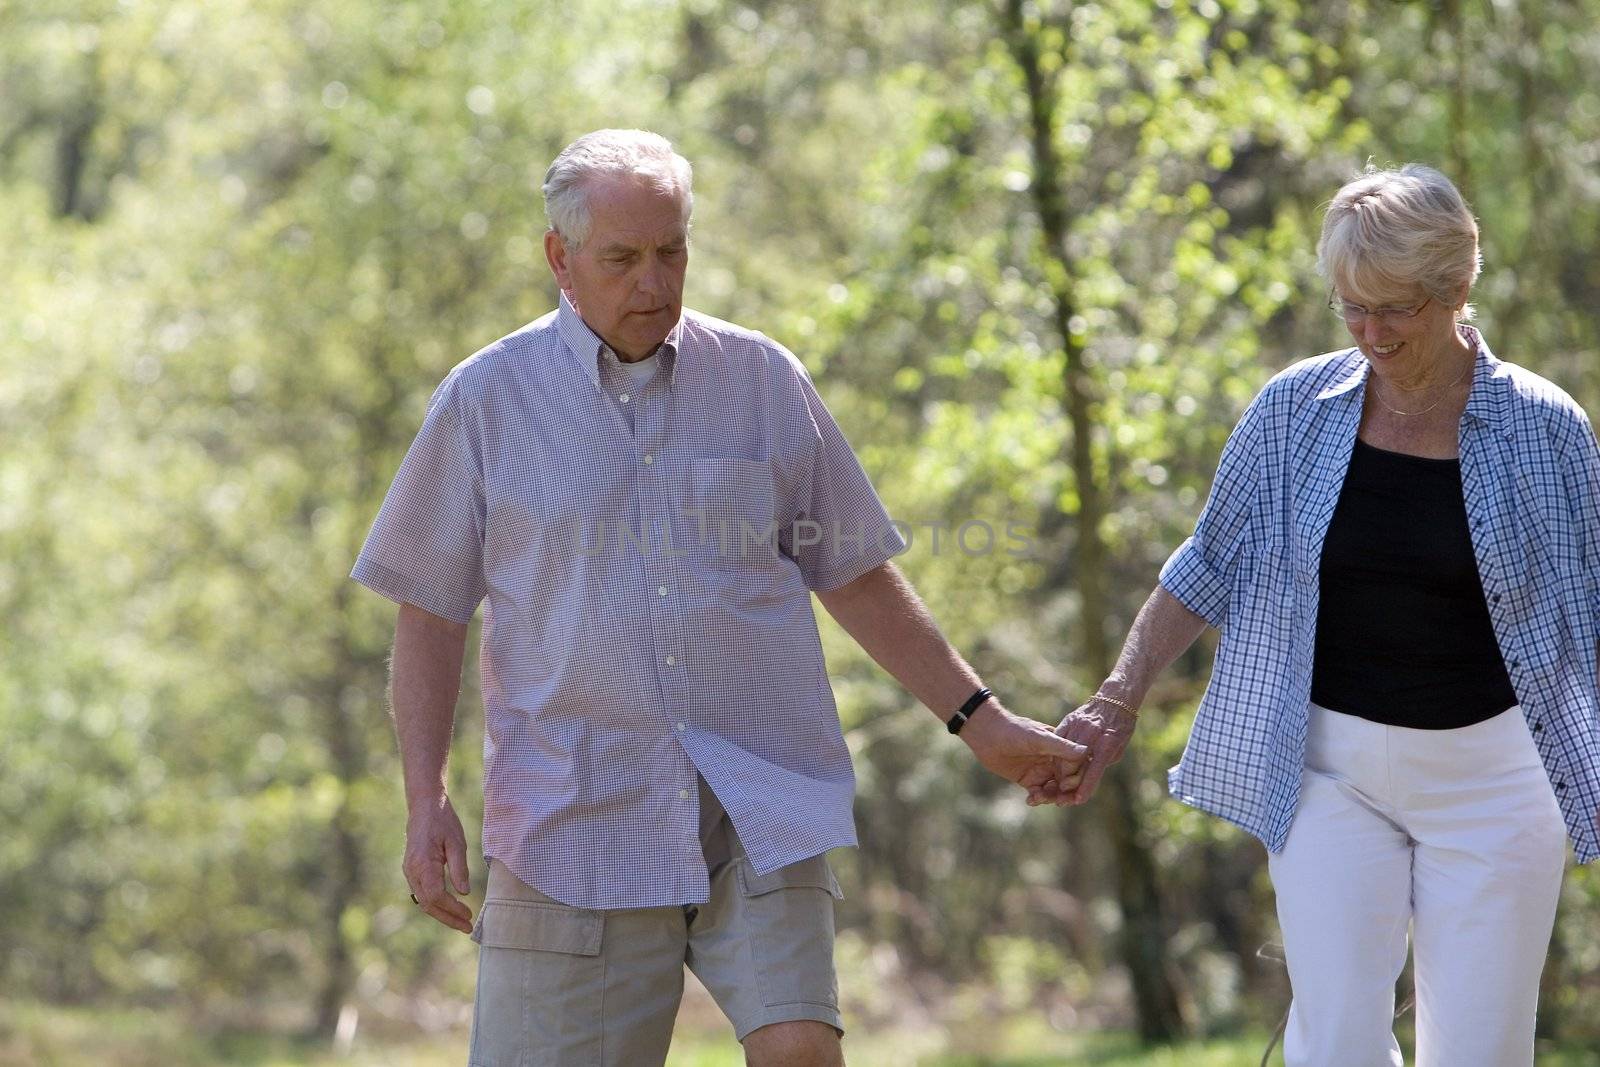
1561, 408, 1600, 634
1158, 397, 1265, 629
351, 376, 487, 624
782, 370, 908, 592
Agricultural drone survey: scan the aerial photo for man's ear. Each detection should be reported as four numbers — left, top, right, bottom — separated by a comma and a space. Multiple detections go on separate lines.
544, 230, 572, 289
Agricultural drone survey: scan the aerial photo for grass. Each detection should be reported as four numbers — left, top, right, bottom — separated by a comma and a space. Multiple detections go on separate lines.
0, 999, 1269, 1067
4, 999, 1597, 1066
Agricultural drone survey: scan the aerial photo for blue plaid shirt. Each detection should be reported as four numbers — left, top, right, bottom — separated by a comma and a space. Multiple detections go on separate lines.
1160, 326, 1600, 862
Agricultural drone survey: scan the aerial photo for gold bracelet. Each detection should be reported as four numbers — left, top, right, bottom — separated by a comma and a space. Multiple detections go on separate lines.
1091, 692, 1139, 717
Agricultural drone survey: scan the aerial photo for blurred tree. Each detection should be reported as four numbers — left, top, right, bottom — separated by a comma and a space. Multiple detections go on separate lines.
2, 0, 1597, 1052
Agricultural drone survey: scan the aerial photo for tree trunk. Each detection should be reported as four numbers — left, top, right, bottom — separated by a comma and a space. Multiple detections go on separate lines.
311, 806, 361, 1040
1442, 0, 1472, 198
311, 611, 368, 1040
54, 100, 98, 220
999, 0, 1190, 1042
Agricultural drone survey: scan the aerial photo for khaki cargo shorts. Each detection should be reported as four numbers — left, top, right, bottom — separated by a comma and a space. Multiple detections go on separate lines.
466, 783, 843, 1067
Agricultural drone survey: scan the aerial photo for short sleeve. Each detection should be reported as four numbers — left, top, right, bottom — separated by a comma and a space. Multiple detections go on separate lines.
1560, 406, 1600, 633
1158, 393, 1266, 629
780, 369, 908, 592
351, 377, 487, 624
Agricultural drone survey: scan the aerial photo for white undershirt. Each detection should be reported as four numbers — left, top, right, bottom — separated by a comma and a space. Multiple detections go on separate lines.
618, 352, 659, 390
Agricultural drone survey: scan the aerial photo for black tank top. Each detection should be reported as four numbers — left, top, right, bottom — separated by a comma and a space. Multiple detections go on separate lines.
1310, 438, 1518, 729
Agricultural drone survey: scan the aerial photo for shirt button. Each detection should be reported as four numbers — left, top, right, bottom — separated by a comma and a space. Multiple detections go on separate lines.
643, 454, 654, 466
666, 655, 676, 666
679, 788, 690, 800
1491, 593, 1501, 603
676, 722, 686, 732
619, 393, 630, 404
658, 585, 668, 597
1555, 781, 1566, 792
1509, 658, 1520, 669
1533, 721, 1543, 733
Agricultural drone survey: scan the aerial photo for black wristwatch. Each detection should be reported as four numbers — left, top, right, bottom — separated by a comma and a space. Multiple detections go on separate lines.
946, 686, 994, 735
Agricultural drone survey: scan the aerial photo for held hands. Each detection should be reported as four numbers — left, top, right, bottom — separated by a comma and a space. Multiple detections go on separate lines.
403, 795, 474, 934
959, 699, 1089, 806
1035, 694, 1139, 806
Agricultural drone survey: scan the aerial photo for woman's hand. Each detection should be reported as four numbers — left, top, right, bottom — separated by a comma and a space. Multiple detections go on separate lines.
1040, 696, 1139, 805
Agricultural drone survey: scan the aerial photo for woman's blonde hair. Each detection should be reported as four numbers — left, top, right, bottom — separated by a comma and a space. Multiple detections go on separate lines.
1317, 163, 1481, 320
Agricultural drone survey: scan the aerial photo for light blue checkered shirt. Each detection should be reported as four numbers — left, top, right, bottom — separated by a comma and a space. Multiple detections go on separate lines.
353, 296, 906, 907
1160, 326, 1600, 862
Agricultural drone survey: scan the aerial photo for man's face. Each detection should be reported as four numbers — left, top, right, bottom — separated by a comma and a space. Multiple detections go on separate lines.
544, 175, 689, 362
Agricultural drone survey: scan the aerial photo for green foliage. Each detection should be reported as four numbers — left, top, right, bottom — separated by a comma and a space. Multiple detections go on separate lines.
4, 0, 1599, 1051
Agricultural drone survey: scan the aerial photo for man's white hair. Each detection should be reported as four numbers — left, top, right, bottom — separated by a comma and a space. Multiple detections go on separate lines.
1316, 163, 1482, 320
542, 129, 693, 251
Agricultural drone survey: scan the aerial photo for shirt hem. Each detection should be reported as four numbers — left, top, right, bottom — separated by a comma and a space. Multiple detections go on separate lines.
350, 558, 480, 625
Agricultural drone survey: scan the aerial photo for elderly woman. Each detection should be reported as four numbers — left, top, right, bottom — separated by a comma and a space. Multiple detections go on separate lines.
1038, 164, 1600, 1066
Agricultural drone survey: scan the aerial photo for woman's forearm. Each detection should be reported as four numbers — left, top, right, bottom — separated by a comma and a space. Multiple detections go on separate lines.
1097, 585, 1210, 708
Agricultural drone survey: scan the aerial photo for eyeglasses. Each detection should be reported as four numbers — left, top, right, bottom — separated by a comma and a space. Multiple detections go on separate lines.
1328, 291, 1431, 325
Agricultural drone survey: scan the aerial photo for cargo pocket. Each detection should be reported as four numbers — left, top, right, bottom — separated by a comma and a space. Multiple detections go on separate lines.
737, 855, 841, 1011
467, 900, 605, 1067
738, 854, 842, 901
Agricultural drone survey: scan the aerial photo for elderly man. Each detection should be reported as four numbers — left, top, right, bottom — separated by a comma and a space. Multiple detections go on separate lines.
352, 128, 1084, 1067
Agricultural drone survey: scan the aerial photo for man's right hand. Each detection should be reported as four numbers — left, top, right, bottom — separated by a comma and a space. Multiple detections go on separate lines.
403, 795, 474, 934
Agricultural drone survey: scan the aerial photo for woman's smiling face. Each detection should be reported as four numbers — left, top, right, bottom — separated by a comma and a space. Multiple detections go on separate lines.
1334, 281, 1467, 385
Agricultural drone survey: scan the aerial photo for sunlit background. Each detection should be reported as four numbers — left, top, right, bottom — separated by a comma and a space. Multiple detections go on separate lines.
4, 1, 1599, 1063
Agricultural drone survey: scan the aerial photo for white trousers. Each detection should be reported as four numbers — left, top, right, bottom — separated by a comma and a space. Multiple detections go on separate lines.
1267, 703, 1567, 1067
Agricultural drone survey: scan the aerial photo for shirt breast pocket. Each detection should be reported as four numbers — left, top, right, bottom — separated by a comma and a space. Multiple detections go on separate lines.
687, 458, 779, 568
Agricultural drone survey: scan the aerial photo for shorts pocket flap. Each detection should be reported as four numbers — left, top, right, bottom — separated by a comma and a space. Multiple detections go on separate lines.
472, 900, 602, 955
738, 855, 843, 900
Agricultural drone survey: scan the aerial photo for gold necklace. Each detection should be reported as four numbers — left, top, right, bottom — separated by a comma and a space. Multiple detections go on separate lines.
1369, 359, 1473, 417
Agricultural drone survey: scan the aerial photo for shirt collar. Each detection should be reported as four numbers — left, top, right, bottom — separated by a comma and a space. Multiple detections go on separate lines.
556, 291, 685, 390
1458, 325, 1512, 437
1312, 324, 1512, 438
1314, 354, 1368, 403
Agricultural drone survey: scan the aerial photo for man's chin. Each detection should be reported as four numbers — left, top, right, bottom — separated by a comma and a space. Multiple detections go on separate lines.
616, 332, 670, 361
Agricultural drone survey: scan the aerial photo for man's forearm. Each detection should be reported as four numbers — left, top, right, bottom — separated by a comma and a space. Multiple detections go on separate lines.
815, 562, 984, 719
1097, 585, 1209, 707
390, 602, 470, 809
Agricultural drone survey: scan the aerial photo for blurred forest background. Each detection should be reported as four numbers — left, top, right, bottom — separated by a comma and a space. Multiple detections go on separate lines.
4, 0, 1599, 1063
